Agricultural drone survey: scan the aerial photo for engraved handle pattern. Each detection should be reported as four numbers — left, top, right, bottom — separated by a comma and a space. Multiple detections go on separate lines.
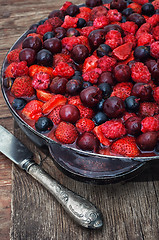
28, 164, 103, 229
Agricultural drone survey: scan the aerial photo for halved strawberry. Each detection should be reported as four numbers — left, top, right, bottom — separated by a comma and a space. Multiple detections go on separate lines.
93, 125, 111, 146
29, 65, 54, 78
82, 55, 98, 73
112, 42, 133, 61
22, 100, 43, 120
48, 105, 62, 125
36, 89, 54, 102
42, 94, 67, 115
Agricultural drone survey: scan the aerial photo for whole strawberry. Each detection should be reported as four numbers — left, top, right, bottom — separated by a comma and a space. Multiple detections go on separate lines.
11, 76, 35, 97
76, 118, 95, 133
55, 121, 78, 144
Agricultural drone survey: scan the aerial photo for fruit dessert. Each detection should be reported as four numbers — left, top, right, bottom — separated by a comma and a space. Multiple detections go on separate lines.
3, 0, 159, 158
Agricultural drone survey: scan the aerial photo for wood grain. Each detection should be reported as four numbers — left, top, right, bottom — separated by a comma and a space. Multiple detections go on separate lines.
1, 0, 159, 240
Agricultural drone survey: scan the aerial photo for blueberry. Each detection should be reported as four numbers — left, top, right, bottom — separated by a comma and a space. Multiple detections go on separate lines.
77, 18, 87, 28
93, 112, 108, 125
96, 99, 105, 111
43, 31, 55, 41
141, 3, 155, 16
96, 44, 112, 57
124, 96, 140, 112
3, 77, 14, 89
36, 49, 53, 67
35, 117, 53, 133
121, 16, 127, 23
122, 8, 133, 16
82, 81, 92, 89
74, 71, 82, 76
134, 46, 150, 61
12, 98, 27, 110
98, 83, 112, 99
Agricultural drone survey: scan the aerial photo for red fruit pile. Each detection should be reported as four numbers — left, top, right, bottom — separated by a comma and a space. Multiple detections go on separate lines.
3, 0, 159, 157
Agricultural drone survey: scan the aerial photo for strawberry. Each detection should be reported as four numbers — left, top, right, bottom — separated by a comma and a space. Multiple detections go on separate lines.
67, 96, 82, 106
101, 120, 126, 139
83, 55, 98, 73
5, 61, 29, 78
22, 100, 43, 120
93, 125, 111, 146
29, 65, 54, 78
79, 26, 96, 38
139, 102, 159, 117
112, 42, 133, 61
60, 1, 72, 11
141, 116, 159, 133
121, 22, 138, 35
7, 49, 21, 63
36, 89, 53, 102
110, 136, 140, 157
76, 104, 94, 119
55, 121, 78, 144
76, 7, 91, 22
48, 105, 62, 125
76, 118, 95, 133
42, 94, 67, 115
111, 82, 133, 101
99, 147, 117, 156
53, 62, 75, 78
11, 76, 35, 98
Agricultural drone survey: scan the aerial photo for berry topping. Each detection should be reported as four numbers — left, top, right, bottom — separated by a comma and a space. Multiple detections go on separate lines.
55, 121, 78, 144
35, 117, 53, 133
11, 76, 34, 98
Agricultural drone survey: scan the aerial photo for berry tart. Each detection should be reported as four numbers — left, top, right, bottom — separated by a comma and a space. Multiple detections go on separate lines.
2, 0, 159, 183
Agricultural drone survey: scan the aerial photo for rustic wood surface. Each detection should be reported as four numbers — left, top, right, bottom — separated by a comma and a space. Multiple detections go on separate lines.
1, 0, 159, 239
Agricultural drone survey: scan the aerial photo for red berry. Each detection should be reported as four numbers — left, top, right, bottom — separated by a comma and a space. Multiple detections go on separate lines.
136, 132, 157, 151
101, 120, 126, 139
76, 132, 99, 151
55, 121, 78, 144
59, 104, 80, 123
131, 62, 151, 83
103, 96, 125, 118
76, 118, 95, 133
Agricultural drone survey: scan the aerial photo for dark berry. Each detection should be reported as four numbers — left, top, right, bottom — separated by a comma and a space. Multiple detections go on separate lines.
48, 10, 65, 20
66, 28, 80, 37
156, 9, 159, 15
35, 117, 53, 133
98, 83, 112, 99
66, 79, 82, 95
38, 18, 48, 25
96, 99, 105, 111
43, 31, 55, 41
54, 27, 66, 39
22, 36, 42, 52
72, 75, 83, 81
93, 112, 109, 125
88, 29, 105, 50
86, 0, 102, 7
136, 132, 157, 151
122, 8, 133, 16
66, 4, 80, 17
87, 21, 93, 26
98, 72, 115, 86
125, 116, 141, 136
43, 38, 62, 54
124, 96, 140, 112
82, 81, 93, 89
76, 132, 99, 152
12, 98, 27, 110
77, 18, 87, 28
71, 44, 89, 64
29, 23, 39, 31
134, 46, 150, 61
127, 13, 146, 27
80, 86, 102, 107
19, 48, 36, 65
131, 83, 152, 102
59, 104, 80, 123
3, 77, 14, 89
96, 44, 112, 57
114, 64, 131, 82
121, 16, 127, 23
104, 24, 124, 36
145, 59, 159, 81
36, 49, 53, 67
110, 0, 127, 12
103, 96, 125, 118
141, 3, 155, 16
49, 77, 68, 94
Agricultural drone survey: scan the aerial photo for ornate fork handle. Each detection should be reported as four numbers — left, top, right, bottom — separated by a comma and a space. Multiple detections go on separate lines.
28, 164, 103, 229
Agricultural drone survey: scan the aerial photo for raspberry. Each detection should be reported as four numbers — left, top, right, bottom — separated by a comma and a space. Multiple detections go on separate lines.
67, 95, 82, 106
93, 16, 109, 29
5, 61, 29, 78
53, 62, 75, 78
127, 3, 142, 14
7, 49, 21, 63
76, 11, 90, 22
135, 23, 151, 39
62, 36, 80, 51
27, 33, 43, 42
76, 104, 94, 119
133, 0, 148, 4
152, 26, 159, 41
139, 102, 159, 117
101, 120, 126, 139
61, 15, 78, 29
37, 23, 53, 35
153, 86, 159, 104
97, 55, 117, 72
53, 53, 72, 67
55, 121, 78, 144
60, 1, 72, 11
44, 17, 63, 29
93, 125, 111, 146
107, 9, 122, 22
105, 30, 123, 49
141, 117, 159, 133
79, 26, 96, 37
121, 21, 138, 35
29, 65, 54, 78
123, 34, 137, 49
150, 41, 159, 59
82, 68, 102, 84
32, 71, 51, 90
137, 33, 154, 46
111, 82, 133, 101
11, 76, 35, 98
76, 118, 95, 133
131, 62, 151, 83
147, 14, 159, 27
90, 6, 108, 21
48, 105, 62, 125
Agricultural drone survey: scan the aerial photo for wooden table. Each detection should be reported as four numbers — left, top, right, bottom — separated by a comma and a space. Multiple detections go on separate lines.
1, 1, 159, 239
